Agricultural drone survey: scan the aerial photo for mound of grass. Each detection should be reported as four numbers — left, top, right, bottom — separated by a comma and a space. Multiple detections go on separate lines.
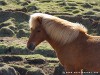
36, 2, 66, 12
0, 1, 7, 6
0, 19, 14, 28
0, 55, 24, 62
21, 2, 29, 6
11, 64, 45, 75
25, 54, 46, 64
8, 25, 17, 32
81, 3, 93, 8
26, 58, 46, 64
26, 68, 45, 75
93, 8, 100, 12
0, 8, 2, 10
47, 57, 59, 63
11, 65, 27, 75
34, 42, 56, 57
9, 45, 29, 55
76, 2, 84, 4
0, 43, 27, 55
0, 64, 18, 75
17, 29, 29, 38
0, 22, 10, 29
65, 6, 77, 10
0, 44, 8, 54
38, 0, 51, 3
0, 27, 15, 37
0, 18, 16, 29
90, 3, 98, 5
24, 54, 46, 59
67, 2, 78, 6
58, 2, 66, 6
26, 3, 38, 12
83, 11, 95, 15
16, 21, 29, 30
72, 9, 81, 14
34, 49, 56, 57
11, 12, 29, 22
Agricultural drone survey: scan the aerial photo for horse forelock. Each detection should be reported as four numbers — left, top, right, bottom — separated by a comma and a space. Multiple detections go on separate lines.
29, 13, 88, 45
29, 13, 55, 30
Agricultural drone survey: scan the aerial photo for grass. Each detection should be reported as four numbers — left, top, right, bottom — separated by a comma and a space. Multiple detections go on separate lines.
0, 38, 54, 55
18, 54, 46, 59
36, 41, 53, 50
0, 0, 100, 54
36, 2, 66, 12
18, 54, 58, 60
0, 54, 58, 62
0, 27, 15, 37
10, 64, 45, 75
0, 0, 99, 15
0, 1, 99, 74
46, 57, 59, 62
2, 54, 58, 63
1, 3, 23, 10
0, 44, 8, 54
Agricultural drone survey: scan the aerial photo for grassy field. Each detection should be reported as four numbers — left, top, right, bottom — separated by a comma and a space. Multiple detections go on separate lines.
0, 0, 100, 75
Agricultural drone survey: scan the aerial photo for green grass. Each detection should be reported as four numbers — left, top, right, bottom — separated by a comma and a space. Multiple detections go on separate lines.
46, 57, 58, 62
0, 44, 8, 54
35, 2, 66, 12
36, 41, 53, 50
18, 54, 46, 59
8, 54, 58, 63
67, 0, 100, 3
0, 38, 54, 55
0, 0, 100, 55
0, 0, 99, 15
1, 3, 23, 10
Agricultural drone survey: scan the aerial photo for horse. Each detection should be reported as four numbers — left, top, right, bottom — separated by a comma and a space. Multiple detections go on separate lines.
27, 13, 100, 75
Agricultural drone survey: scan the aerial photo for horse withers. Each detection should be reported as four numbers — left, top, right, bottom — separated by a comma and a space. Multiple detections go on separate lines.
27, 13, 100, 75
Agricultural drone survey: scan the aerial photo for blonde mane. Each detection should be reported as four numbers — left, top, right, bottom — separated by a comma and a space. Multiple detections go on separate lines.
30, 13, 88, 45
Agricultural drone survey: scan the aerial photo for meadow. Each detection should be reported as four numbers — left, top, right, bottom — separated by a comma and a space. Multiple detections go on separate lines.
0, 0, 100, 75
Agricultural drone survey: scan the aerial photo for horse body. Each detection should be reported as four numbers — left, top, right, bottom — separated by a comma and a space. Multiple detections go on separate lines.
47, 29, 100, 73
27, 13, 100, 75
83, 35, 100, 71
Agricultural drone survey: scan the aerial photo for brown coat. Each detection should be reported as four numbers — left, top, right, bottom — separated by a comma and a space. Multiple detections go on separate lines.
27, 13, 100, 75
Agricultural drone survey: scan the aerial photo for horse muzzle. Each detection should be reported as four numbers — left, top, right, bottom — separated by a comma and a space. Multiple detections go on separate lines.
27, 43, 35, 50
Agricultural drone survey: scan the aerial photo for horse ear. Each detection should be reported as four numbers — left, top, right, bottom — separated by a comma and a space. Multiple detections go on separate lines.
37, 16, 42, 25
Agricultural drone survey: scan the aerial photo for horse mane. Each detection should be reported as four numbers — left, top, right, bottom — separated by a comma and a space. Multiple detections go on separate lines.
29, 13, 88, 45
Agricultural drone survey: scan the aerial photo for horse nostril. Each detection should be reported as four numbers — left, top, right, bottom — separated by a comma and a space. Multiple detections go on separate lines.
27, 43, 35, 50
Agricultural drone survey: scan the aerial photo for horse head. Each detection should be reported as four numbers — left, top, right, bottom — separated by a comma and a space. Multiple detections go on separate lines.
27, 14, 47, 50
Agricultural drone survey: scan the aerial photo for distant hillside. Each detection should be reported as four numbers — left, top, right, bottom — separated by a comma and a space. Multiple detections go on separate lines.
0, 0, 99, 37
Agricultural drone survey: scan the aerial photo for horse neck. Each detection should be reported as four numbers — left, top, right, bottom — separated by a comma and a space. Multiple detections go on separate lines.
46, 31, 89, 52
46, 36, 63, 52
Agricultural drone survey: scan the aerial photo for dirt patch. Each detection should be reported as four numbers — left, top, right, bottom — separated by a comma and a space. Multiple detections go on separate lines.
33, 49, 56, 57
0, 11, 29, 23
0, 27, 15, 37
0, 54, 60, 75
0, 1, 7, 6
81, 3, 93, 8
12, 65, 27, 75
26, 68, 45, 75
26, 58, 46, 64
0, 63, 18, 75
0, 55, 24, 62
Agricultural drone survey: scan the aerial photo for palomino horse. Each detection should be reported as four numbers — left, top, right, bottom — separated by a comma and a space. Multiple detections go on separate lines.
27, 13, 100, 75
